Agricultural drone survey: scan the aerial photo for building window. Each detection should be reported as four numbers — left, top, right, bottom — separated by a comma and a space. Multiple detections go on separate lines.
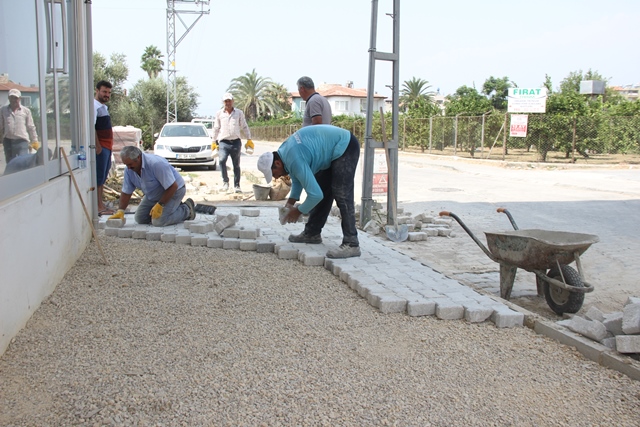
335, 101, 349, 111
300, 100, 306, 111
360, 99, 366, 113
20, 96, 31, 107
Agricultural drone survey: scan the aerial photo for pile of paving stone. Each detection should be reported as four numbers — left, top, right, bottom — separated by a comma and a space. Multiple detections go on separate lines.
557, 297, 640, 358
355, 202, 453, 241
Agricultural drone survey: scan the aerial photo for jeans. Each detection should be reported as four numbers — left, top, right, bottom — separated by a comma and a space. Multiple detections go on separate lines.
3, 138, 29, 162
218, 139, 241, 187
135, 185, 189, 227
304, 133, 360, 247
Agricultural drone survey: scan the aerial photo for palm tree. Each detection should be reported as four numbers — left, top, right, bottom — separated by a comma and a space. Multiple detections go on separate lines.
400, 77, 435, 111
263, 82, 291, 115
140, 45, 164, 79
227, 69, 281, 121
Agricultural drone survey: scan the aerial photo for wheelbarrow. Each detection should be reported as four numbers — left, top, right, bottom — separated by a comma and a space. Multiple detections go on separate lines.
440, 208, 598, 315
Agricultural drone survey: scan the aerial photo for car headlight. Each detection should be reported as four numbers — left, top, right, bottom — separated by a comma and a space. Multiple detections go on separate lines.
155, 144, 165, 150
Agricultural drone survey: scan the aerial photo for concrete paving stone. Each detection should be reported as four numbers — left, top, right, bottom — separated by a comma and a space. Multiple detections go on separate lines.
222, 239, 241, 250
105, 228, 119, 236
190, 223, 213, 234
191, 234, 208, 246
277, 247, 299, 259
602, 312, 624, 336
302, 253, 325, 266
132, 229, 148, 239
491, 307, 524, 328
117, 228, 134, 238
160, 232, 176, 243
601, 337, 617, 350
239, 228, 260, 239
463, 304, 494, 323
106, 218, 125, 228
223, 227, 241, 239
408, 232, 427, 242
423, 228, 439, 237
360, 283, 387, 300
407, 299, 437, 317
183, 220, 198, 230
240, 208, 260, 217
96, 221, 107, 230
175, 235, 192, 245
146, 230, 163, 241
585, 306, 606, 322
207, 235, 224, 248
256, 240, 276, 253
625, 297, 640, 306
615, 335, 640, 353
622, 303, 640, 334
435, 300, 465, 320
379, 295, 408, 314
239, 239, 257, 251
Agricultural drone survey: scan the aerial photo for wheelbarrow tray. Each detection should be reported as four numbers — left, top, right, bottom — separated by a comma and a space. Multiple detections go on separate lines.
484, 229, 599, 271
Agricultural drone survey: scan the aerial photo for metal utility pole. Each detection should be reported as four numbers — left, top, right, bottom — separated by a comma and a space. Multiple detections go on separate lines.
361, 0, 400, 227
166, 0, 210, 122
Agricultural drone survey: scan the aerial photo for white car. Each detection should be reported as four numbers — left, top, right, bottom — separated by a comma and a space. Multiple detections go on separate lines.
191, 118, 215, 138
154, 122, 217, 170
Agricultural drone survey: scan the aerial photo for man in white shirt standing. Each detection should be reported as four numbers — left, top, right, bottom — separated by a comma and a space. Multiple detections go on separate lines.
212, 92, 253, 193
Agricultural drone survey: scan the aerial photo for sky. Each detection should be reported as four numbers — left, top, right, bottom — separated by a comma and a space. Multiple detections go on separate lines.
91, 0, 640, 118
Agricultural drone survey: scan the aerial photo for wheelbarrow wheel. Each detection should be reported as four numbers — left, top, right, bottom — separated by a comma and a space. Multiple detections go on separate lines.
542, 265, 585, 315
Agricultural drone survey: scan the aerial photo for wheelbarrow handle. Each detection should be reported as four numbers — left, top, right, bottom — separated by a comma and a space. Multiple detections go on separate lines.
496, 207, 519, 230
439, 211, 497, 262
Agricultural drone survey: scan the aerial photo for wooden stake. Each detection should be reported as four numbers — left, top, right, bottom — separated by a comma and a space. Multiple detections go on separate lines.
60, 147, 109, 265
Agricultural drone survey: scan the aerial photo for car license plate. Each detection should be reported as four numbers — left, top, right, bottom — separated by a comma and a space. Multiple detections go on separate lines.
176, 153, 196, 160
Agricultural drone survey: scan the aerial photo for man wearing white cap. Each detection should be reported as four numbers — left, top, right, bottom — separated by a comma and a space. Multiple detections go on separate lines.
0, 88, 40, 163
212, 92, 254, 193
257, 125, 361, 259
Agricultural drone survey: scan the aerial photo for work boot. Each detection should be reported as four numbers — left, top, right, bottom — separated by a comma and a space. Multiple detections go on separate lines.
326, 244, 361, 259
288, 231, 322, 244
235, 186, 242, 193
184, 198, 196, 220
221, 182, 229, 192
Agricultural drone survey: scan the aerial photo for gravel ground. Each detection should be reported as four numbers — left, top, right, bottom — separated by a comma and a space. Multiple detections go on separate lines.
1, 236, 640, 426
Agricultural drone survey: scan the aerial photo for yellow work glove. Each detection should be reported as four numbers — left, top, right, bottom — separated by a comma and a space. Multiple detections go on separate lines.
245, 139, 254, 153
150, 203, 164, 220
108, 209, 125, 220
29, 141, 40, 151
212, 141, 218, 151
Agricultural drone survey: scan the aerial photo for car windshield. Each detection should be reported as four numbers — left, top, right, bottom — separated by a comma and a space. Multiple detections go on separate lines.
161, 125, 208, 137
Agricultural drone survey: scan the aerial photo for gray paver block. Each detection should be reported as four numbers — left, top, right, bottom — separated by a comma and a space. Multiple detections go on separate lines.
222, 239, 240, 250
407, 299, 436, 317
622, 303, 640, 335
106, 218, 125, 228
161, 232, 176, 242
303, 253, 325, 266
239, 228, 260, 239
602, 312, 624, 336
615, 335, 640, 353
214, 214, 238, 235
146, 231, 162, 241
240, 208, 260, 217
223, 227, 241, 239
408, 232, 427, 242
278, 247, 299, 259
191, 235, 208, 246
239, 239, 257, 251
491, 308, 524, 328
585, 306, 605, 322
463, 304, 494, 323
435, 300, 465, 320
190, 223, 213, 234
117, 228, 134, 238
601, 337, 617, 350
132, 230, 147, 239
207, 236, 224, 248
379, 296, 408, 314
105, 228, 119, 237
256, 241, 276, 253
175, 235, 192, 245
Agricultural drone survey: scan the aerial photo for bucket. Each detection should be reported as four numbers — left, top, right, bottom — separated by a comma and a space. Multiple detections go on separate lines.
253, 184, 271, 201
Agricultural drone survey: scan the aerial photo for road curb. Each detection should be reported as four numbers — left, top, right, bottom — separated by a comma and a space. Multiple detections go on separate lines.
498, 297, 640, 381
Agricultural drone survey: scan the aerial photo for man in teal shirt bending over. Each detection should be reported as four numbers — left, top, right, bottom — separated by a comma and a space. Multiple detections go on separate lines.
257, 125, 361, 259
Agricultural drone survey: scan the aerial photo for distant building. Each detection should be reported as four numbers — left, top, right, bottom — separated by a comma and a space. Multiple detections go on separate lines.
610, 84, 640, 102
291, 81, 387, 118
0, 74, 40, 110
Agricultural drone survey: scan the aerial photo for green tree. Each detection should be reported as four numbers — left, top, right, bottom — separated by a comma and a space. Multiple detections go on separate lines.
140, 45, 164, 79
482, 76, 515, 110
261, 82, 292, 118
400, 77, 434, 112
445, 85, 492, 116
227, 69, 280, 121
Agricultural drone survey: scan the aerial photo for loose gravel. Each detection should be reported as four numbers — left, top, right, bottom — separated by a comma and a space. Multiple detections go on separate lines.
1, 236, 640, 426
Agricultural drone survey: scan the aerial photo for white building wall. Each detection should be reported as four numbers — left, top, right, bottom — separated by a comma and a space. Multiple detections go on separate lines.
0, 169, 92, 354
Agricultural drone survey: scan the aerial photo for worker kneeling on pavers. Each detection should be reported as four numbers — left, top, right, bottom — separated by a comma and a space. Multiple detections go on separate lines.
257, 125, 361, 259
109, 146, 196, 226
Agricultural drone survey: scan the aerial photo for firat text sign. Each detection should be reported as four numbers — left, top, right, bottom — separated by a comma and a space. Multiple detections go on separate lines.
507, 88, 547, 113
